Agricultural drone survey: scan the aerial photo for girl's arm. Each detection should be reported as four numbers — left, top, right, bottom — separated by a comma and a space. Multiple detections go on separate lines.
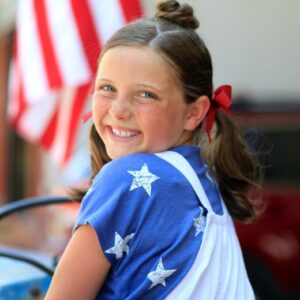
45, 224, 111, 300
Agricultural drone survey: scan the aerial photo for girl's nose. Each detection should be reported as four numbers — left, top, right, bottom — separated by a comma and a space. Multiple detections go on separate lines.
109, 97, 131, 120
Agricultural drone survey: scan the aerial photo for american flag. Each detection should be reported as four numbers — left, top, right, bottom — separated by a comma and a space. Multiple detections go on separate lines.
8, 0, 143, 167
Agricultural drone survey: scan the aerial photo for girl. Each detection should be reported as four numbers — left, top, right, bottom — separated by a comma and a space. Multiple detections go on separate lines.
45, 0, 258, 299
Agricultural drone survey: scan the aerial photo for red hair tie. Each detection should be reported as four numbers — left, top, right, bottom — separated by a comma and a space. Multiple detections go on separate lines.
205, 85, 232, 143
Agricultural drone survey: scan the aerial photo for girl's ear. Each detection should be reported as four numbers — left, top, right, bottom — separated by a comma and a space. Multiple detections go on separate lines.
184, 95, 210, 131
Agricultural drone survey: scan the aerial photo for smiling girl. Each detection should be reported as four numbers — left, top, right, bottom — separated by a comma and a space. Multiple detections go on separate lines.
45, 1, 258, 299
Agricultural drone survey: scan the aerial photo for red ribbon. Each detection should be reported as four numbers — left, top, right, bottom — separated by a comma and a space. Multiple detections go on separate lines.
205, 85, 232, 143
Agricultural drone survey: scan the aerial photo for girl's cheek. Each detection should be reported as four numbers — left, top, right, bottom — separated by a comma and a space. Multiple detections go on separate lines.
92, 96, 108, 111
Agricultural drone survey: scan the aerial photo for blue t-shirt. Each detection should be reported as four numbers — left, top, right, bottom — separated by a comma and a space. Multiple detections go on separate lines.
76, 145, 223, 299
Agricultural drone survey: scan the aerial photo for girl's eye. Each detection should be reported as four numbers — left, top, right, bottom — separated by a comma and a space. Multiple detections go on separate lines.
94, 84, 115, 95
140, 91, 157, 99
101, 85, 115, 92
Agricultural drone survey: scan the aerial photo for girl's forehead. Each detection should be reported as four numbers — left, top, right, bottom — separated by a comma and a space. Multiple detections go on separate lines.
100, 45, 163, 65
97, 45, 180, 86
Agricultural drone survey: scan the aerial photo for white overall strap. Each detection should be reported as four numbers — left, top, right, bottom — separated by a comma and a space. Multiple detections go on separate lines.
155, 151, 213, 213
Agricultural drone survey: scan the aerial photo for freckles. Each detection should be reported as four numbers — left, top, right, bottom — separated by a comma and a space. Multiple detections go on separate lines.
142, 104, 165, 115
92, 97, 109, 111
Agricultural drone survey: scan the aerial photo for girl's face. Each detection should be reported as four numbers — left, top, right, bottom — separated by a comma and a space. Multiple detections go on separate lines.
92, 46, 195, 159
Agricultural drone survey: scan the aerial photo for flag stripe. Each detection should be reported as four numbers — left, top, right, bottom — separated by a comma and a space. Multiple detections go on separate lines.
90, 0, 125, 44
119, 0, 143, 22
11, 78, 26, 128
19, 94, 57, 141
9, 38, 27, 128
47, 90, 74, 164
44, 0, 91, 87
33, 0, 63, 89
63, 83, 91, 164
70, 0, 101, 74
17, 0, 48, 102
39, 104, 59, 148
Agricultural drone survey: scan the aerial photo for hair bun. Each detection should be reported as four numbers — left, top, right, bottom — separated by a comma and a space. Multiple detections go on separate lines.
155, 0, 199, 30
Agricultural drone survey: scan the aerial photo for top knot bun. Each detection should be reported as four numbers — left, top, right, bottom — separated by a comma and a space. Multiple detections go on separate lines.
155, 0, 199, 30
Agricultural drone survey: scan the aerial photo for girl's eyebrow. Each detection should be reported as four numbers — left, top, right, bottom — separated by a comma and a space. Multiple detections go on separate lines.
95, 77, 113, 83
95, 78, 164, 93
137, 84, 163, 93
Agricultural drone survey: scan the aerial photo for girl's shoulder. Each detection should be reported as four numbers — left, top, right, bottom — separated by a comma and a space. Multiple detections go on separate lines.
106, 152, 156, 169
92, 151, 197, 196
91, 153, 162, 189
98, 152, 158, 179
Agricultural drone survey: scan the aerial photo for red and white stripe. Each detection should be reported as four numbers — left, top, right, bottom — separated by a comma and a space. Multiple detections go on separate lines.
8, 0, 143, 166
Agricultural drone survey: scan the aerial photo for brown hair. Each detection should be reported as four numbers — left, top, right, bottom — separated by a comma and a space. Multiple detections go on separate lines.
70, 0, 260, 222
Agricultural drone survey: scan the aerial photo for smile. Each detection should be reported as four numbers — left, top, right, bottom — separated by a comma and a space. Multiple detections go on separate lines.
111, 127, 140, 138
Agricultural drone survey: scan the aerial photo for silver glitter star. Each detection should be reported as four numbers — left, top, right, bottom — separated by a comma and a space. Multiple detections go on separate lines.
147, 258, 177, 289
105, 232, 135, 259
128, 163, 160, 196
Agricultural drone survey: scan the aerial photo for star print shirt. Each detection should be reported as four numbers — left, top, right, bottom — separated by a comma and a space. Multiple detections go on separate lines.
75, 145, 254, 300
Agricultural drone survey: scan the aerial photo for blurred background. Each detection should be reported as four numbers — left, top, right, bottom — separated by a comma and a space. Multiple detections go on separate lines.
0, 0, 299, 200
0, 0, 299, 299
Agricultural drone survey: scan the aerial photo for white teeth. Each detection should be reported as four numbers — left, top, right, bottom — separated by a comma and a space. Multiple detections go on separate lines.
112, 128, 138, 137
